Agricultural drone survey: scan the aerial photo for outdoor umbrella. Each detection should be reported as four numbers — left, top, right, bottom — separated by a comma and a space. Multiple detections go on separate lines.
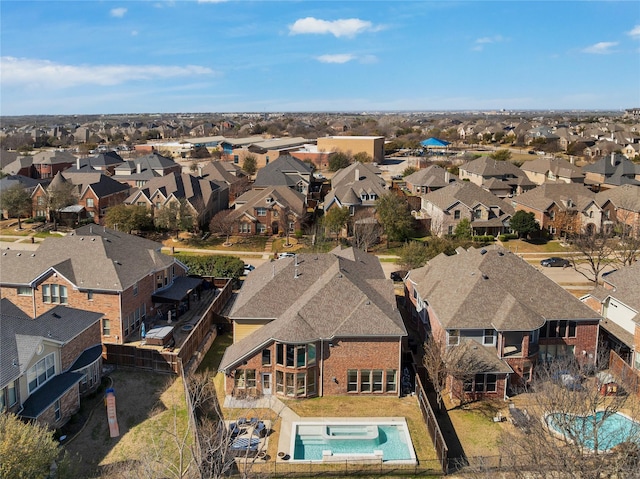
141, 322, 146, 340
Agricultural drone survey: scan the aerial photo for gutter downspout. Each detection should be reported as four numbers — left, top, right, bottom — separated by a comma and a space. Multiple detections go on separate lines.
319, 339, 324, 397
399, 336, 403, 398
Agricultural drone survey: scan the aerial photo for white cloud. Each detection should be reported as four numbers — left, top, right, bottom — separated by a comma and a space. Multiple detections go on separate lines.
289, 17, 377, 38
629, 25, 640, 38
472, 35, 504, 51
110, 7, 127, 18
131, 30, 139, 36
0, 57, 214, 89
582, 42, 618, 54
316, 54, 355, 64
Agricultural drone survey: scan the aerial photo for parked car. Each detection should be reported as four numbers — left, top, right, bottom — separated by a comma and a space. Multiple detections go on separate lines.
540, 257, 570, 268
391, 174, 403, 181
601, 269, 617, 278
243, 264, 255, 275
277, 252, 295, 259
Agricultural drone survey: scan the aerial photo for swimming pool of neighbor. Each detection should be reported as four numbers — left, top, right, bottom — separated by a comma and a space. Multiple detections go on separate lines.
545, 411, 640, 452
290, 419, 416, 464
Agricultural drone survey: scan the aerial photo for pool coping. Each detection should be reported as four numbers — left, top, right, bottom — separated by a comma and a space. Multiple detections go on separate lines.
277, 416, 416, 465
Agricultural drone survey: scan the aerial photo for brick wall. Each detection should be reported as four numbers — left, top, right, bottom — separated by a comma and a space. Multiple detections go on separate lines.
581, 295, 603, 314
37, 384, 80, 429
60, 322, 101, 370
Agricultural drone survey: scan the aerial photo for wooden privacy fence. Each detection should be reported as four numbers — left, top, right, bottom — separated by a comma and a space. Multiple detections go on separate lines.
609, 349, 640, 397
415, 374, 449, 473
103, 278, 233, 375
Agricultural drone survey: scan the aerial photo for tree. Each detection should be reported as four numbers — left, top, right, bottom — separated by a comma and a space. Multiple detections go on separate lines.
453, 218, 472, 240
155, 200, 194, 239
191, 146, 211, 159
402, 166, 418, 177
353, 151, 373, 163
352, 209, 382, 252
569, 230, 616, 284
375, 193, 414, 247
490, 148, 512, 161
328, 151, 351, 172
322, 206, 350, 241
104, 204, 153, 233
242, 155, 257, 176
0, 184, 32, 229
397, 241, 430, 270
47, 180, 77, 230
509, 210, 540, 238
174, 254, 244, 278
209, 209, 236, 245
0, 413, 59, 479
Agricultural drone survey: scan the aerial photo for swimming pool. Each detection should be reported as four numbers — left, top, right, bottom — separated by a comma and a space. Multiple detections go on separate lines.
545, 411, 640, 452
290, 419, 416, 463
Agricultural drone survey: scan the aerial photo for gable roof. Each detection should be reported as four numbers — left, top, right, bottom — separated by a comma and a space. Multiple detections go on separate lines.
520, 156, 584, 180
1, 298, 103, 388
60, 171, 130, 198
0, 226, 175, 292
253, 154, 312, 188
199, 161, 246, 186
596, 184, 640, 212
512, 183, 597, 213
231, 185, 307, 220
407, 247, 601, 331
460, 156, 527, 179
31, 150, 77, 165
422, 181, 515, 215
405, 164, 458, 189
583, 153, 640, 186
219, 247, 406, 371
598, 261, 640, 315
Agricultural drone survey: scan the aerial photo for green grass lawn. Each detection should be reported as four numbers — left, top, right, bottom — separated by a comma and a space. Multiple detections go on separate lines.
500, 239, 569, 254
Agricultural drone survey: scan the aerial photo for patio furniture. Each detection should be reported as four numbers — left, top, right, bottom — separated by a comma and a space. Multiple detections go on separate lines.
253, 421, 267, 437
230, 437, 260, 455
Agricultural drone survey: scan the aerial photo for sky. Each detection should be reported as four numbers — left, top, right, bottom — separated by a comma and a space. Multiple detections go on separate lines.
1, 1, 639, 116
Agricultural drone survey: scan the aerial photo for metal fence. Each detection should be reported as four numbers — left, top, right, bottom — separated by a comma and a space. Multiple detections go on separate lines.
414, 374, 449, 473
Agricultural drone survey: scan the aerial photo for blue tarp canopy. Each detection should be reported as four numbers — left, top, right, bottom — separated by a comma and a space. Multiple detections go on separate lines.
420, 137, 450, 148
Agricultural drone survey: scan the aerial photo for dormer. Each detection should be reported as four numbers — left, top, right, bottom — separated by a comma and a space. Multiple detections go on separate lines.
266, 197, 273, 205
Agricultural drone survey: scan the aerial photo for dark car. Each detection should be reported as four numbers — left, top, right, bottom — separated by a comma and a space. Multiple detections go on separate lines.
540, 257, 570, 268
390, 270, 408, 282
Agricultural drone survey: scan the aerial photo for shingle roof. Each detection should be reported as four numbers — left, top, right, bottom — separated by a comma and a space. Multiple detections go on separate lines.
219, 247, 406, 371
405, 165, 458, 189
200, 161, 246, 186
422, 181, 515, 215
596, 184, 640, 212
61, 172, 130, 198
253, 155, 312, 188
599, 261, 640, 315
230, 185, 307, 221
0, 226, 175, 292
460, 156, 527, 178
407, 247, 601, 331
20, 372, 84, 419
1, 299, 103, 388
520, 157, 584, 180
512, 183, 597, 212
32, 150, 77, 165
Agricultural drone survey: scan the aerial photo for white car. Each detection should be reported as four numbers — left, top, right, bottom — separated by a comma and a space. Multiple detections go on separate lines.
243, 264, 255, 275
278, 252, 295, 259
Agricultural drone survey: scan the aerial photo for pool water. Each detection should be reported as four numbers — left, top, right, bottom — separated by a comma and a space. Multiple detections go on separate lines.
292, 421, 415, 462
546, 411, 640, 452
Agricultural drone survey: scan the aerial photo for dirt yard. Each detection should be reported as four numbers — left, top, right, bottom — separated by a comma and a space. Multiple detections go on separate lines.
63, 369, 188, 478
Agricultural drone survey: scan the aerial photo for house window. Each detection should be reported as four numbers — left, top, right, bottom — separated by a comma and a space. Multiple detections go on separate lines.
235, 369, 256, 389
372, 370, 383, 392
474, 209, 482, 219
523, 364, 532, 382
86, 198, 94, 208
262, 349, 271, 366
635, 352, 640, 371
27, 353, 55, 393
467, 374, 497, 393
448, 225, 454, 235
42, 284, 67, 304
285, 372, 294, 396
308, 344, 316, 365
360, 369, 372, 392
257, 223, 266, 234
286, 345, 295, 367
540, 321, 577, 338
265, 156, 270, 165
386, 370, 397, 392
483, 329, 495, 345
37, 196, 45, 206
8, 380, 17, 407
133, 282, 138, 296
276, 344, 284, 365
296, 372, 306, 396
103, 318, 111, 336
233, 155, 239, 164
347, 370, 358, 392
296, 346, 306, 367
276, 371, 284, 393
448, 330, 460, 346
54, 400, 61, 421
256, 207, 267, 216
87, 290, 94, 300
239, 223, 251, 234
454, 210, 461, 220
17, 286, 32, 296
307, 370, 317, 395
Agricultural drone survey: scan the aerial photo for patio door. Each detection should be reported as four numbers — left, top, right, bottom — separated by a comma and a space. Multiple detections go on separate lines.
261, 373, 272, 395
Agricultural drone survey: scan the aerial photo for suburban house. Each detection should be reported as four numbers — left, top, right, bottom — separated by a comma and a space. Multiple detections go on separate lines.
404, 164, 458, 195
596, 185, 640, 238
511, 183, 602, 237
1, 298, 103, 428
63, 151, 125, 175
621, 143, 640, 160
525, 126, 560, 147
582, 153, 640, 191
419, 181, 514, 237
253, 154, 315, 196
124, 172, 229, 229
316, 136, 385, 164
1, 155, 34, 177
199, 160, 250, 204
218, 247, 407, 398
404, 247, 601, 398
113, 152, 182, 188
520, 156, 584, 185
323, 162, 387, 216
0, 225, 188, 346
459, 156, 535, 198
581, 262, 640, 374
228, 185, 308, 236
31, 150, 77, 179
30, 171, 131, 225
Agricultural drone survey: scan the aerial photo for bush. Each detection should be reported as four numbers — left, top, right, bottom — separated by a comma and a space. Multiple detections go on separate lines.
472, 235, 495, 243
498, 233, 519, 242
294, 230, 303, 239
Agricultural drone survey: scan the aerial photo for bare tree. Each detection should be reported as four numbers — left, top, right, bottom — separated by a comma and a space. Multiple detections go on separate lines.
352, 209, 381, 251
209, 210, 235, 245
568, 230, 617, 284
611, 205, 640, 267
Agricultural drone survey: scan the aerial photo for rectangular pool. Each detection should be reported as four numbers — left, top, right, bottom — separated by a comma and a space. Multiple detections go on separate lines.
290, 419, 416, 464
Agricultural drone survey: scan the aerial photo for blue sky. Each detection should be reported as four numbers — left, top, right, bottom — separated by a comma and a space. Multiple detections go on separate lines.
1, 1, 639, 115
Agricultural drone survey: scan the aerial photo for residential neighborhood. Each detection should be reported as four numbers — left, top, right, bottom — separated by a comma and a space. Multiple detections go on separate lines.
2, 110, 640, 478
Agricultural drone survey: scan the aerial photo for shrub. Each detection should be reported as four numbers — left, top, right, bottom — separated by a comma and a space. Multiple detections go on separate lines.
498, 233, 519, 242
294, 230, 304, 239
472, 235, 495, 242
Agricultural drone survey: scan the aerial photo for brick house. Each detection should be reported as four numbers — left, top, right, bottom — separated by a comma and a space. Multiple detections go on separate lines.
419, 181, 514, 237
511, 183, 603, 237
0, 225, 187, 346
323, 162, 387, 220
199, 160, 250, 204
112, 152, 182, 188
582, 153, 640, 191
0, 298, 103, 428
228, 185, 308, 236
404, 247, 601, 399
404, 165, 458, 195
31, 150, 77, 179
218, 247, 407, 399
458, 156, 536, 198
596, 184, 640, 238
520, 156, 584, 185
581, 262, 640, 372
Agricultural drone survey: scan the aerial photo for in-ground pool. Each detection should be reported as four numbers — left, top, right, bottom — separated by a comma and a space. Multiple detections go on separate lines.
545, 411, 640, 452
290, 419, 416, 463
